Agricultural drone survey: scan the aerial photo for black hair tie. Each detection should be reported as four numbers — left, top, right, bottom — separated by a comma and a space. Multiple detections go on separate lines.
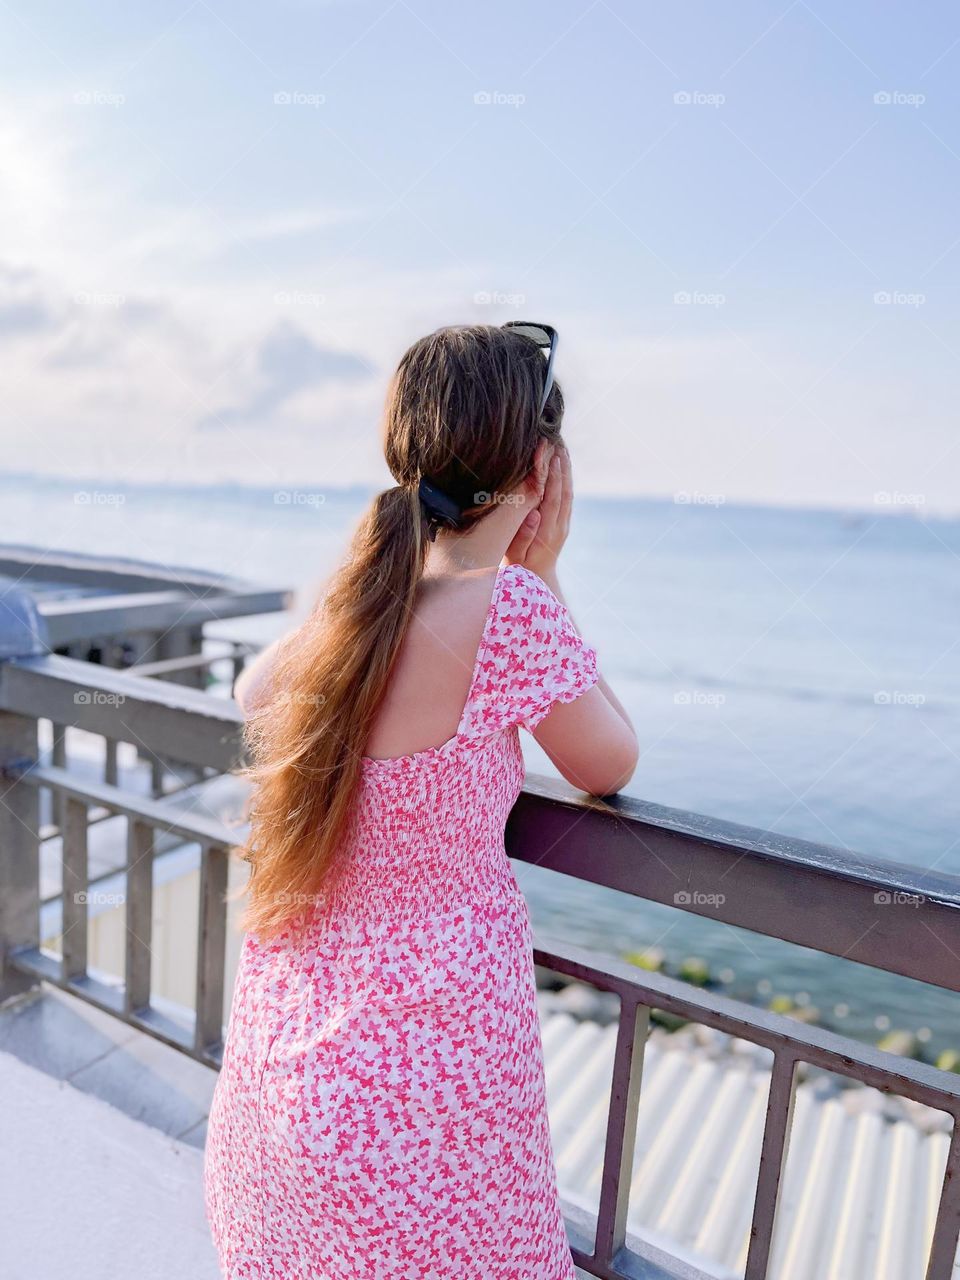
417, 477, 463, 541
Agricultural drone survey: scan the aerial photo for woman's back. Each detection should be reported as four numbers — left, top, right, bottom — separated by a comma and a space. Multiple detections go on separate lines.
363, 565, 502, 762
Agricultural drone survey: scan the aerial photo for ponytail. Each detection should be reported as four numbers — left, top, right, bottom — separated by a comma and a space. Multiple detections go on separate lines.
237, 484, 426, 939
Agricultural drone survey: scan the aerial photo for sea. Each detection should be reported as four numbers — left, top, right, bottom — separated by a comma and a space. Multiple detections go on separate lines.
5, 472, 959, 1055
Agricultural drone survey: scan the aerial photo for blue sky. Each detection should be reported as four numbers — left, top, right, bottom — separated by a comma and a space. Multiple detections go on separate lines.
2, 0, 959, 510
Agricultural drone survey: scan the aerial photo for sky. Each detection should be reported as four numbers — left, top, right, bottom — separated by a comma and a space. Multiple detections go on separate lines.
2, 0, 960, 511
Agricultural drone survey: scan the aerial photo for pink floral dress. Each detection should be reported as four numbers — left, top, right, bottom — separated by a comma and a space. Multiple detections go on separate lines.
204, 563, 599, 1279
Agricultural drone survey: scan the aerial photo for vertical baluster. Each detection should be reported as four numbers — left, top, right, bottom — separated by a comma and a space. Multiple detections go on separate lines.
744, 1053, 798, 1280
0, 711, 40, 1001
150, 757, 164, 798
51, 722, 67, 830
104, 738, 118, 786
61, 797, 89, 982
593, 999, 650, 1264
124, 819, 154, 1015
925, 1120, 960, 1280
194, 842, 228, 1057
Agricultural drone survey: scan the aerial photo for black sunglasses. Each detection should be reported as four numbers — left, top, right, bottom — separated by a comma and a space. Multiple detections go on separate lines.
502, 321, 558, 416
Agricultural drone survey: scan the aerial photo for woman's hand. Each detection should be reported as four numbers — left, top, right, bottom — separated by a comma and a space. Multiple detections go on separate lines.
505, 439, 572, 585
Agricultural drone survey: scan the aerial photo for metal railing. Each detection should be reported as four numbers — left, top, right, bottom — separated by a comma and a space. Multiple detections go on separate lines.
1, 602, 959, 1279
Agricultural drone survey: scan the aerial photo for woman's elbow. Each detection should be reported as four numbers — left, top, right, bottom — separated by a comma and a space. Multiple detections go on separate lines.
566, 738, 639, 798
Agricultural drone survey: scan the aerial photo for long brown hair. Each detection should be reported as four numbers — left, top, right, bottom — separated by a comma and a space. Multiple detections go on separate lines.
237, 324, 563, 939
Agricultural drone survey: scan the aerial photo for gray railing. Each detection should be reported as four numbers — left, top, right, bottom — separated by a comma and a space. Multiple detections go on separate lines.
1, 616, 959, 1279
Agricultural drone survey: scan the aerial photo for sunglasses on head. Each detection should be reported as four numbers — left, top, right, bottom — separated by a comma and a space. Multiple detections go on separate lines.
501, 321, 558, 416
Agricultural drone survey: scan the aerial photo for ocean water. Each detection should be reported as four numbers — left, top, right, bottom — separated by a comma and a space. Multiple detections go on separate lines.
4, 473, 959, 1053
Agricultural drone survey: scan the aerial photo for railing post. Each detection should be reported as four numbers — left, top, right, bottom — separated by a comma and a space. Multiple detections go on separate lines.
61, 797, 89, 982
744, 1052, 799, 1279
51, 722, 67, 831
125, 819, 155, 1015
593, 998, 650, 1265
194, 842, 229, 1058
0, 587, 48, 1002
926, 1121, 960, 1280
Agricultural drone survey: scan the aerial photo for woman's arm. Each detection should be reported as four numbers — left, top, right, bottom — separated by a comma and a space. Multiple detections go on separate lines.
234, 632, 295, 716
506, 442, 640, 797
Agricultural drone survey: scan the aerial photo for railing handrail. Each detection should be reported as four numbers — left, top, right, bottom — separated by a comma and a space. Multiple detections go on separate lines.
0, 653, 244, 773
3, 650, 959, 994
507, 776, 960, 994
0, 544, 250, 594
38, 587, 292, 646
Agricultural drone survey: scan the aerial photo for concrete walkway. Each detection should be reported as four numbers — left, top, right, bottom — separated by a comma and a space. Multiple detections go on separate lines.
0, 1045, 219, 1280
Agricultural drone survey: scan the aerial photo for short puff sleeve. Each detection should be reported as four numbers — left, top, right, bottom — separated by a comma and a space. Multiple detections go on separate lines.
475, 564, 600, 735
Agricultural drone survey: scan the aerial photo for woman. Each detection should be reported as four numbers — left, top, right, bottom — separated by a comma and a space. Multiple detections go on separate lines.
204, 323, 639, 1279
